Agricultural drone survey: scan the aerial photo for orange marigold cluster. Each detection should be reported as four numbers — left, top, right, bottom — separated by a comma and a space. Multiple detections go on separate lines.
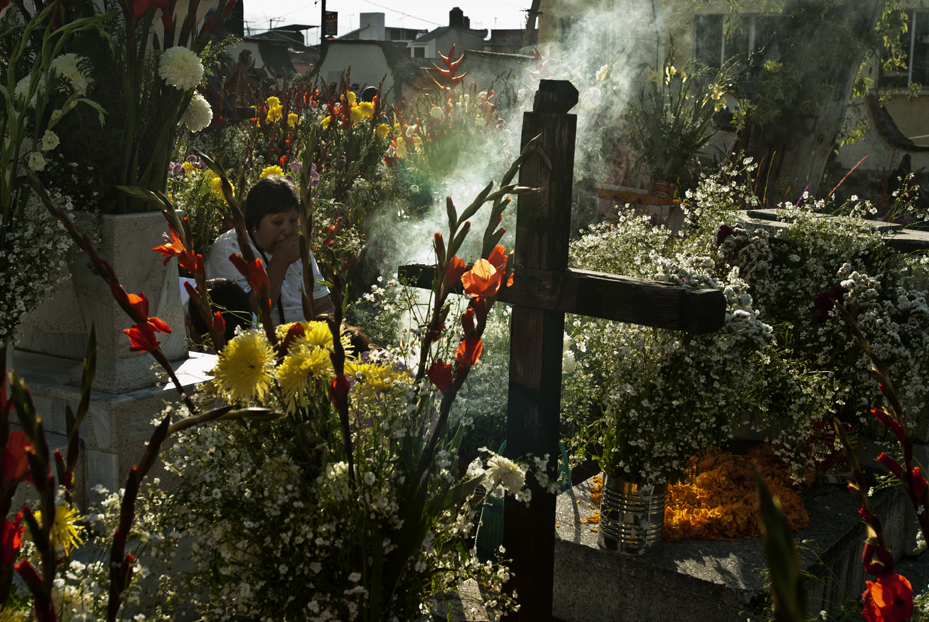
663, 444, 809, 541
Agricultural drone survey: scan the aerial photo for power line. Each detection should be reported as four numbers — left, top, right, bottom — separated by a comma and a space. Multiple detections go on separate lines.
358, 0, 443, 26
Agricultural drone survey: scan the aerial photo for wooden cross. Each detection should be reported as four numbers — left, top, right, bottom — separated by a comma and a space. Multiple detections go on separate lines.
400, 80, 725, 621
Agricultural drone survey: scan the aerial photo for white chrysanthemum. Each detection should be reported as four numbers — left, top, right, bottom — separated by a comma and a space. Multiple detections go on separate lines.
50, 53, 92, 95
179, 91, 212, 132
158, 46, 203, 90
41, 130, 59, 151
484, 454, 526, 495
28, 152, 46, 171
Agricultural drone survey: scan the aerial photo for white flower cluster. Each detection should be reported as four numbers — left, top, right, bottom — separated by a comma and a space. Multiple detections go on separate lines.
0, 190, 74, 341
157, 46, 203, 90
178, 91, 212, 133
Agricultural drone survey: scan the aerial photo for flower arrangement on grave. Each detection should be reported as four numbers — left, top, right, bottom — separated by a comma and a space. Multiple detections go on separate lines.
627, 43, 734, 193
392, 46, 505, 182
0, 140, 543, 620
563, 204, 776, 486
0, 4, 110, 341
714, 189, 929, 475
20, 0, 237, 213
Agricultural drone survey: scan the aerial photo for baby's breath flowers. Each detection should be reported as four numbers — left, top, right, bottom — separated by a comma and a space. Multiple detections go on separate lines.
158, 46, 204, 90
211, 329, 277, 401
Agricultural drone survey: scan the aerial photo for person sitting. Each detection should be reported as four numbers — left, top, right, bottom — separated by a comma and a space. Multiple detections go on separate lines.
204, 176, 335, 325
186, 278, 254, 345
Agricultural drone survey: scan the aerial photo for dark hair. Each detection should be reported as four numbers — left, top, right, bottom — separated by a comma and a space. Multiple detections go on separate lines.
189, 278, 253, 342
243, 176, 300, 232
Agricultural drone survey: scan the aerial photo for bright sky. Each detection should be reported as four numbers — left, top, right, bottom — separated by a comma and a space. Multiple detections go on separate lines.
243, 0, 531, 46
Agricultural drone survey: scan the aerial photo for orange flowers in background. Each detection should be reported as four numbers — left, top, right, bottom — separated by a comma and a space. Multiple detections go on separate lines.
663, 444, 809, 541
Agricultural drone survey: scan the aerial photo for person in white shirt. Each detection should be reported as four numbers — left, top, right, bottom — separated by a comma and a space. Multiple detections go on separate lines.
204, 175, 335, 325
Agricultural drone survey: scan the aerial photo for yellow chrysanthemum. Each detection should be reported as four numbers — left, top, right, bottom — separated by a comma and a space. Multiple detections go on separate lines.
29, 504, 84, 556
181, 161, 197, 175
278, 346, 334, 407
376, 123, 389, 138
288, 113, 299, 127
267, 96, 281, 108
321, 116, 331, 128
357, 101, 374, 119
345, 91, 356, 106
205, 170, 226, 200
0, 606, 31, 622
267, 106, 283, 124
350, 106, 364, 124
344, 361, 410, 395
260, 165, 285, 179
211, 329, 277, 401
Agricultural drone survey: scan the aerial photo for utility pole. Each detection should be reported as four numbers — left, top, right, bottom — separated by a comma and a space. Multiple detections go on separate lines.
522, 0, 542, 48
321, 0, 328, 53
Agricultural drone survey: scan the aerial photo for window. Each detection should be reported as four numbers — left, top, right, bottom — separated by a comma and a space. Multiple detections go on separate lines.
693, 14, 786, 69
880, 11, 929, 89
413, 47, 425, 58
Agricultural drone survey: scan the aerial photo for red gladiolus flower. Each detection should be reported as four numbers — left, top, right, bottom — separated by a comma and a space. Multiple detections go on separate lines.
444, 256, 467, 293
123, 322, 162, 353
862, 542, 895, 577
1, 514, 23, 566
873, 408, 905, 444
131, 0, 150, 20
427, 360, 453, 392
862, 573, 913, 622
230, 254, 271, 298
329, 374, 350, 405
280, 322, 305, 356
913, 467, 928, 503
877, 453, 905, 481
461, 308, 474, 334
2, 430, 31, 486
461, 259, 504, 299
455, 336, 483, 370
212, 311, 226, 340
184, 281, 200, 303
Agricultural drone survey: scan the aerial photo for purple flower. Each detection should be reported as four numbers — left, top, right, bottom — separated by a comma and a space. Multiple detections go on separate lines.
811, 285, 848, 324
716, 225, 735, 248
311, 163, 320, 189
186, 155, 202, 168
289, 161, 303, 174
284, 175, 295, 183
169, 162, 185, 178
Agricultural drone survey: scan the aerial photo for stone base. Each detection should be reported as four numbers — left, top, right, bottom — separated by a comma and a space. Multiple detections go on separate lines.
9, 348, 216, 511
553, 476, 907, 622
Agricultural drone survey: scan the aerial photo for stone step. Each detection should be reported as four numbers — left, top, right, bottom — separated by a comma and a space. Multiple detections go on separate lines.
552, 476, 909, 622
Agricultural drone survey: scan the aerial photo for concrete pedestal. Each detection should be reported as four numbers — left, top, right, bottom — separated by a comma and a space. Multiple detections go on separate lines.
9, 348, 215, 510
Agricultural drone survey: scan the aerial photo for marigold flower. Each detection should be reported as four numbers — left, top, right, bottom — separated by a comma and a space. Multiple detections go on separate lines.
212, 329, 277, 402
288, 113, 299, 127
158, 46, 204, 90
350, 107, 364, 124
267, 105, 283, 124
376, 123, 389, 138
357, 101, 374, 119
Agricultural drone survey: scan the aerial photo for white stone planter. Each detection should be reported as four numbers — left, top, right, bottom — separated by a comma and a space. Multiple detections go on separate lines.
16, 212, 187, 394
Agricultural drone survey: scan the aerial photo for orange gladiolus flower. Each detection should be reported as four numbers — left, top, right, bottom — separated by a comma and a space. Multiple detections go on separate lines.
862, 573, 913, 622
455, 336, 483, 369
153, 228, 202, 274
461, 259, 503, 299
444, 256, 467, 293
124, 322, 162, 353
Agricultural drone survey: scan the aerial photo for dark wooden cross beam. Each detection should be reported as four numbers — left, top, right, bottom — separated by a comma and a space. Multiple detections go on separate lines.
399, 80, 725, 621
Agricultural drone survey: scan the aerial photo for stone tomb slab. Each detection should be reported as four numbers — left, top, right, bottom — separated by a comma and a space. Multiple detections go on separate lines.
552, 476, 908, 622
